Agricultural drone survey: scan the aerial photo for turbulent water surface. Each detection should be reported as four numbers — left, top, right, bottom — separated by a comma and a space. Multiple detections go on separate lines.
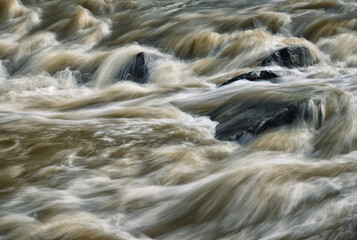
1, 0, 357, 239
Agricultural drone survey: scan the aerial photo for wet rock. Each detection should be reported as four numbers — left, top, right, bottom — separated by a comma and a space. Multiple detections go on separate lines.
259, 45, 316, 68
208, 90, 324, 144
220, 70, 279, 86
209, 100, 302, 143
73, 70, 92, 85
1, 59, 14, 75
116, 52, 155, 84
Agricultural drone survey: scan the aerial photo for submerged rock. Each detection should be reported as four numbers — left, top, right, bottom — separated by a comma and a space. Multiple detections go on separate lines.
73, 70, 92, 85
116, 52, 157, 84
220, 70, 279, 86
1, 59, 13, 75
208, 90, 325, 144
259, 45, 316, 68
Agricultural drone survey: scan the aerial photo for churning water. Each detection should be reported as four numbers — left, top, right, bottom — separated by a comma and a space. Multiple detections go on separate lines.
0, 0, 357, 239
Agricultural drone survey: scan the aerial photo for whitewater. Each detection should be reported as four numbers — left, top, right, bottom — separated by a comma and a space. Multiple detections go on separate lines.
0, 0, 357, 239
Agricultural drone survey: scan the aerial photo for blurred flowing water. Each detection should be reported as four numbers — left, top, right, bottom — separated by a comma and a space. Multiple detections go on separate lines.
0, 0, 357, 239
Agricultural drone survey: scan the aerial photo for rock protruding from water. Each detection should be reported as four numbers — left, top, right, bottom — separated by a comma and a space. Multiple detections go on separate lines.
220, 70, 279, 86
208, 90, 325, 144
116, 52, 150, 84
259, 46, 316, 68
209, 99, 302, 143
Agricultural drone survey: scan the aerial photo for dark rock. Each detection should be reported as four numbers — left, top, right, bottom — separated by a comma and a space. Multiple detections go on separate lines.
220, 70, 279, 86
73, 52, 157, 85
209, 100, 302, 143
116, 52, 153, 84
208, 90, 324, 144
259, 45, 316, 68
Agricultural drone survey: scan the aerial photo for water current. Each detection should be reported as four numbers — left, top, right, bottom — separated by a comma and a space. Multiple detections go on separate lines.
1, 0, 357, 239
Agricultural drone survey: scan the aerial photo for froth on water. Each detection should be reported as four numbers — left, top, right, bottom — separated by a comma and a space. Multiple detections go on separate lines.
0, 0, 357, 240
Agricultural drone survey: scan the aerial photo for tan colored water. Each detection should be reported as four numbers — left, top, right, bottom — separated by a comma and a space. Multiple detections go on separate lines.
0, 0, 357, 239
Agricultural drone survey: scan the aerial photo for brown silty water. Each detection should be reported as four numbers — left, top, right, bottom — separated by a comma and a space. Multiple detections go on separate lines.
0, 0, 357, 239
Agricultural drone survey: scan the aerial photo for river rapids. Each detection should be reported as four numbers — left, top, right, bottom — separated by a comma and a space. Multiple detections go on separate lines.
0, 0, 357, 239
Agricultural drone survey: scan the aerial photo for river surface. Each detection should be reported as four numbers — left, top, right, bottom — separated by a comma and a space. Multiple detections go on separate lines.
0, 0, 357, 239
